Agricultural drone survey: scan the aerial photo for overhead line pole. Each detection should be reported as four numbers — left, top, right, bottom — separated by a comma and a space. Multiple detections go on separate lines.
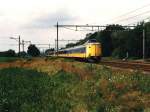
143, 24, 146, 61
55, 24, 136, 32
22, 40, 24, 52
22, 40, 31, 52
10, 35, 21, 56
57, 22, 59, 56
18, 35, 21, 55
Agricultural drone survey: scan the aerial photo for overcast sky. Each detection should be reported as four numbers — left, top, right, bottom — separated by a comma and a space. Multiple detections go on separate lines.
0, 0, 150, 52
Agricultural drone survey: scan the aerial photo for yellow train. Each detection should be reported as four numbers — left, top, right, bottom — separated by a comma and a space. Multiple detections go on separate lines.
56, 39, 102, 61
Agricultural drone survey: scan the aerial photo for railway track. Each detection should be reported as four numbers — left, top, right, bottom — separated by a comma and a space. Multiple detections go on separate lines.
101, 61, 150, 72
46, 56, 150, 72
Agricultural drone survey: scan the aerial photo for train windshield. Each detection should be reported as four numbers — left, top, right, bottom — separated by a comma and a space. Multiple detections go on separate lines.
87, 39, 97, 43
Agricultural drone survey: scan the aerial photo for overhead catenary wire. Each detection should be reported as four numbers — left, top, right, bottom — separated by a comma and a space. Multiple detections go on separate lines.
108, 3, 150, 23
114, 10, 150, 24
63, 26, 95, 32
63, 26, 77, 31
61, 24, 135, 32
127, 16, 150, 25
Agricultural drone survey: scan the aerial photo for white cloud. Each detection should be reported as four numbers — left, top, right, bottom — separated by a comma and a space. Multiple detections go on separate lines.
23, 9, 78, 29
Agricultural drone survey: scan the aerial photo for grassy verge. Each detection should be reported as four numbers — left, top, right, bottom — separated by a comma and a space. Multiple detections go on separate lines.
0, 57, 19, 63
0, 66, 149, 112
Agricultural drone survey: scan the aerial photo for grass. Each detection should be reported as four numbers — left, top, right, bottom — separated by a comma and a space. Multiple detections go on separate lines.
0, 68, 77, 112
0, 57, 18, 63
0, 59, 150, 112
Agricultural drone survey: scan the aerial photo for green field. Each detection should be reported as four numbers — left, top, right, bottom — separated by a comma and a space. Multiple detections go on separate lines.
0, 57, 19, 63
0, 59, 150, 112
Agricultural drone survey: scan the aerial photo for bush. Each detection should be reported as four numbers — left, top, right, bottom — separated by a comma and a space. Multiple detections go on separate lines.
27, 44, 40, 57
112, 47, 127, 58
0, 49, 16, 57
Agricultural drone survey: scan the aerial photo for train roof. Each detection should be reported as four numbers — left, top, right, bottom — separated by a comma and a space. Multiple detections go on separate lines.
59, 44, 85, 51
58, 39, 100, 52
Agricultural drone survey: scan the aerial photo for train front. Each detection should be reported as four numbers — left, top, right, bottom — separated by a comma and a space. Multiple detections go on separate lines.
86, 39, 102, 61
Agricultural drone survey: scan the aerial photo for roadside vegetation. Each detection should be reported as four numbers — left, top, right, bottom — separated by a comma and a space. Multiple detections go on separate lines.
0, 57, 19, 63
0, 58, 149, 112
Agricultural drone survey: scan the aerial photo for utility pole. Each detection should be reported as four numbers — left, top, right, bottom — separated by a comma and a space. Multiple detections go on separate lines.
10, 35, 21, 56
143, 24, 146, 61
22, 40, 25, 52
57, 22, 59, 56
22, 40, 31, 52
55, 39, 56, 55
18, 35, 21, 55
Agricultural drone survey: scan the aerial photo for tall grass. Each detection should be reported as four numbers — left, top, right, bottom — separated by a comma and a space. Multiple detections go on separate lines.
0, 57, 18, 62
0, 68, 80, 112
0, 66, 149, 112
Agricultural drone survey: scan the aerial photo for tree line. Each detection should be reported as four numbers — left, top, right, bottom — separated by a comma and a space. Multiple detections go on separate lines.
0, 44, 40, 57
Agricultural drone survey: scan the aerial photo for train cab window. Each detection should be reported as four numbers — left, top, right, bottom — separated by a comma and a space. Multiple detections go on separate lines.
87, 39, 97, 43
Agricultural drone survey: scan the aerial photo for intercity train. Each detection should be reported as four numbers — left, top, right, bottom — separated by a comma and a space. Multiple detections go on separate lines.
54, 39, 102, 61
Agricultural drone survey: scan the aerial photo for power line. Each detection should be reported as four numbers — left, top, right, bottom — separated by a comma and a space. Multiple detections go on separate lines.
114, 10, 150, 23
63, 27, 77, 31
109, 3, 150, 23
127, 16, 150, 25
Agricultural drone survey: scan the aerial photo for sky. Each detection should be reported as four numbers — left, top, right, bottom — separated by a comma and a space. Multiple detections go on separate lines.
0, 0, 150, 52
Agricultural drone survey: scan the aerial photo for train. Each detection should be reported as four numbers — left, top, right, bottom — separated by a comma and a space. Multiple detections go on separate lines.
52, 39, 102, 61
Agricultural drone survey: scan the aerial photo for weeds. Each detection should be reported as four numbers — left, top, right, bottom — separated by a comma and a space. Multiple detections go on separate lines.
0, 57, 19, 63
0, 59, 149, 112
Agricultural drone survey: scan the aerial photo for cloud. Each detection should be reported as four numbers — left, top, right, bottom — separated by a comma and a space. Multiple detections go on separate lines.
23, 9, 77, 29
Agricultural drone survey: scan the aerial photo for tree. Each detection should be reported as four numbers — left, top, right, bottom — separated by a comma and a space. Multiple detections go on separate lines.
6, 49, 16, 57
0, 49, 16, 57
145, 22, 150, 57
27, 44, 40, 57
94, 25, 124, 57
18, 51, 27, 57
66, 43, 76, 48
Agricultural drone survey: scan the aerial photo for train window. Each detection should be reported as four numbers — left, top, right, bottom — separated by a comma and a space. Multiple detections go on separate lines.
87, 39, 97, 43
80, 47, 86, 53
66, 47, 86, 54
58, 50, 67, 54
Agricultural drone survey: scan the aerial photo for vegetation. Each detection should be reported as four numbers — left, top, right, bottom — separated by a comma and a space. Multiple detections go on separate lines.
18, 51, 27, 57
0, 50, 28, 58
0, 57, 19, 63
0, 49, 16, 57
0, 59, 149, 112
27, 44, 40, 57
